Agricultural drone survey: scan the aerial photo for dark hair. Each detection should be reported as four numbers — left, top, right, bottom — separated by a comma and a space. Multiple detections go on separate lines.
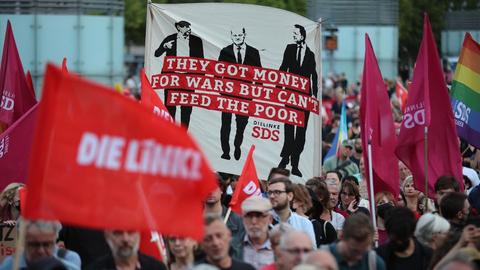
342, 175, 359, 186
294, 24, 306, 40
339, 181, 361, 210
384, 207, 416, 239
268, 167, 290, 181
440, 192, 468, 220
325, 170, 342, 182
305, 177, 322, 190
268, 177, 294, 193
175, 20, 191, 29
310, 181, 330, 219
435, 176, 460, 192
292, 184, 313, 214
343, 213, 374, 241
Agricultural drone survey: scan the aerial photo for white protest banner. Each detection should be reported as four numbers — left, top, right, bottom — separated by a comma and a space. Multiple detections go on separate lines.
145, 3, 322, 181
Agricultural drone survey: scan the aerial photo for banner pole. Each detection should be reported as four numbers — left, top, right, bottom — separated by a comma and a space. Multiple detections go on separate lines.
424, 126, 429, 211
367, 141, 378, 247
13, 218, 27, 270
224, 207, 232, 224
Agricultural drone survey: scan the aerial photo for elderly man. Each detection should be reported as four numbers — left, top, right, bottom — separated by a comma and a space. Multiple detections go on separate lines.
303, 250, 338, 270
275, 230, 313, 270
197, 214, 255, 270
236, 196, 274, 269
0, 220, 81, 270
86, 230, 166, 270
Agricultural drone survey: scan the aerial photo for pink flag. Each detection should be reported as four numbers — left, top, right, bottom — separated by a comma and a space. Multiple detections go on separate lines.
0, 21, 37, 126
229, 145, 261, 214
360, 34, 399, 199
395, 14, 463, 198
0, 103, 38, 190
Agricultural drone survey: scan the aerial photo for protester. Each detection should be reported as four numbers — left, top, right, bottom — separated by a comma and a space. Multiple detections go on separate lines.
323, 141, 360, 178
414, 213, 450, 250
204, 176, 245, 260
322, 213, 385, 270
374, 193, 395, 245
198, 214, 255, 270
337, 181, 370, 216
0, 182, 24, 226
86, 230, 166, 270
463, 167, 480, 195
342, 175, 369, 209
275, 230, 313, 270
320, 179, 345, 232
309, 181, 337, 247
168, 237, 197, 270
237, 196, 274, 269
376, 207, 432, 270
268, 177, 317, 248
292, 184, 313, 218
399, 176, 424, 218
268, 168, 291, 182
0, 220, 81, 270
259, 223, 294, 270
435, 176, 461, 207
439, 192, 470, 231
398, 162, 411, 187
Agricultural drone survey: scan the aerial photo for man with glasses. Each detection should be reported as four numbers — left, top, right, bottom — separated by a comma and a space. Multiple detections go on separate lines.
0, 220, 81, 270
267, 177, 316, 248
275, 230, 313, 270
322, 213, 385, 270
236, 196, 274, 269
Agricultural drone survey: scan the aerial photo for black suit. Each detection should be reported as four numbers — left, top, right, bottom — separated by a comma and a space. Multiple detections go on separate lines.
154, 33, 204, 128
218, 44, 261, 159
279, 43, 318, 173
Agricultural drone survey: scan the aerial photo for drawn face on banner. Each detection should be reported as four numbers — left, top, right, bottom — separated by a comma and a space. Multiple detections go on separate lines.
231, 27, 246, 47
176, 24, 191, 37
293, 27, 304, 44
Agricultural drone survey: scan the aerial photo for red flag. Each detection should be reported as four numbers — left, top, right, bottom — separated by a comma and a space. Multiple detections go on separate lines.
140, 69, 173, 122
0, 21, 37, 126
395, 80, 408, 113
62, 57, 68, 73
0, 103, 38, 190
395, 14, 463, 198
229, 145, 261, 214
139, 231, 163, 261
24, 64, 217, 240
25, 71, 36, 99
360, 34, 399, 200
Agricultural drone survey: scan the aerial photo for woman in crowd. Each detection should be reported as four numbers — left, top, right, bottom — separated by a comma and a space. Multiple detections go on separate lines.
415, 213, 450, 250
0, 183, 24, 226
375, 191, 396, 245
292, 183, 313, 217
337, 181, 370, 216
168, 237, 198, 270
399, 176, 424, 219
310, 181, 338, 246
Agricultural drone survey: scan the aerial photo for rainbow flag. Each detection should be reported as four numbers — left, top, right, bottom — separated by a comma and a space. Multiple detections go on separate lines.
324, 101, 348, 161
450, 33, 480, 148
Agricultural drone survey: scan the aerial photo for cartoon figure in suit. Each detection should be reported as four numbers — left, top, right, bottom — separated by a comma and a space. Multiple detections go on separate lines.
278, 24, 318, 177
218, 26, 261, 160
154, 20, 204, 129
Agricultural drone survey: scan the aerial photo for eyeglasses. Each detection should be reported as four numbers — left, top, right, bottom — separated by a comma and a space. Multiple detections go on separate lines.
341, 191, 355, 197
283, 248, 312, 255
26, 241, 55, 249
267, 190, 287, 196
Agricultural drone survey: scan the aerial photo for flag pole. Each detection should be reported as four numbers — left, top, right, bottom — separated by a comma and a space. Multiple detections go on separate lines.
367, 140, 378, 247
424, 126, 429, 211
224, 207, 232, 224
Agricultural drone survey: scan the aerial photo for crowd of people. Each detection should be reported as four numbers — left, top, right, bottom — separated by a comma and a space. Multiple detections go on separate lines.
0, 72, 479, 270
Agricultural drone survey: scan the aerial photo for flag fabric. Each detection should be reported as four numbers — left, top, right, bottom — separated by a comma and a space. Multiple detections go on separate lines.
140, 69, 173, 122
324, 101, 348, 161
24, 64, 217, 240
450, 33, 480, 148
229, 145, 261, 214
0, 103, 38, 190
395, 14, 463, 198
139, 231, 163, 262
395, 80, 408, 113
360, 34, 399, 199
0, 21, 37, 126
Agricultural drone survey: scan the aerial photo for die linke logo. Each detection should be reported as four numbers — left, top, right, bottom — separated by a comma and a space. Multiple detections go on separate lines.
402, 102, 426, 129
0, 136, 9, 159
243, 180, 261, 196
0, 91, 14, 111
76, 132, 202, 180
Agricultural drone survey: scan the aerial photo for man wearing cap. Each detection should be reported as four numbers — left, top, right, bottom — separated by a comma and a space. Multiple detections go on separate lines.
236, 196, 274, 269
323, 140, 359, 178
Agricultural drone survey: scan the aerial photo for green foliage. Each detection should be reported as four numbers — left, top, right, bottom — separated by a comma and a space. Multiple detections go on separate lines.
124, 0, 307, 45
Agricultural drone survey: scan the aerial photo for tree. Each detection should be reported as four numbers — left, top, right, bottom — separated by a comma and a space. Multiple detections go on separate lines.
124, 0, 307, 46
